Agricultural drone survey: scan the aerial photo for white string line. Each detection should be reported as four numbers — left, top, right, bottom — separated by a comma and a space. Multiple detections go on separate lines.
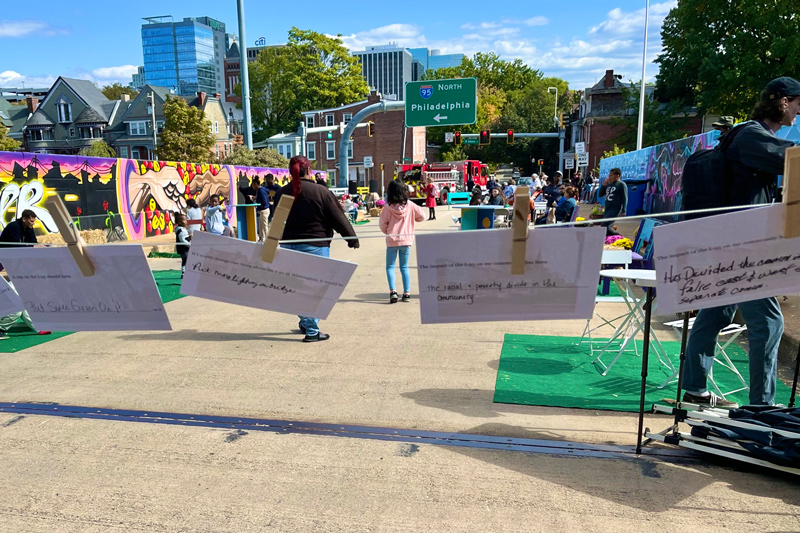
2, 201, 775, 248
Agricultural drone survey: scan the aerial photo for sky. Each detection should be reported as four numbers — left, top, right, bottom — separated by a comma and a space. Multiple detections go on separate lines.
0, 0, 676, 93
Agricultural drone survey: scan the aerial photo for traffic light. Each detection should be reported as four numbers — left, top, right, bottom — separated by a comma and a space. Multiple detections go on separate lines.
327, 131, 333, 139
538, 159, 544, 166
368, 121, 375, 137
454, 131, 462, 145
559, 113, 564, 129
506, 130, 514, 144
479, 129, 490, 145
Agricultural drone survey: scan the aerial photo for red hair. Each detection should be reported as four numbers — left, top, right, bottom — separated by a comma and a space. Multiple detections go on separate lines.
289, 155, 311, 197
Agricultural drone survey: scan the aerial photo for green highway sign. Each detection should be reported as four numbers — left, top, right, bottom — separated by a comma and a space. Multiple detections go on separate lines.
405, 78, 477, 128
462, 137, 479, 145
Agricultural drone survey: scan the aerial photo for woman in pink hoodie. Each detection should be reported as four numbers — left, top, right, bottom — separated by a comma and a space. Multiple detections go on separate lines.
379, 179, 426, 303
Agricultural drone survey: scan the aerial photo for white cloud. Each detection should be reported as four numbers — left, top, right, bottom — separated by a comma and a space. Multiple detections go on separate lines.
0, 19, 67, 38
461, 22, 503, 30
0, 70, 57, 88
336, 23, 424, 51
523, 16, 549, 26
92, 65, 139, 82
590, 1, 677, 37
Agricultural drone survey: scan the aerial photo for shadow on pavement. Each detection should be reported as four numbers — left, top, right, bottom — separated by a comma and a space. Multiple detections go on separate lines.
118, 329, 301, 343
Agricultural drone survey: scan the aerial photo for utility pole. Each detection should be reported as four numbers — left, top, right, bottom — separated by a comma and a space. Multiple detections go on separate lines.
149, 91, 157, 159
236, 0, 253, 149
636, 0, 650, 151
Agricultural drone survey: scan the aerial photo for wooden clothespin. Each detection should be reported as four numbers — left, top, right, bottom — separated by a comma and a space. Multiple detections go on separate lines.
511, 186, 531, 275
783, 145, 800, 239
261, 194, 295, 263
44, 195, 94, 277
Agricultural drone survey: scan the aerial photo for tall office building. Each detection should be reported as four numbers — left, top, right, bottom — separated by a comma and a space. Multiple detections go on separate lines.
352, 44, 465, 100
352, 44, 413, 101
141, 15, 227, 97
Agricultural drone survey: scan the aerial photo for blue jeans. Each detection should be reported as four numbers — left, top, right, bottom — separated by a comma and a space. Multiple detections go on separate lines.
386, 246, 411, 293
281, 243, 330, 336
683, 298, 783, 405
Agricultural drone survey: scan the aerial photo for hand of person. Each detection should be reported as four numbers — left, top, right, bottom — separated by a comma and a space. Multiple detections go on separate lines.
347, 238, 360, 249
602, 178, 610, 186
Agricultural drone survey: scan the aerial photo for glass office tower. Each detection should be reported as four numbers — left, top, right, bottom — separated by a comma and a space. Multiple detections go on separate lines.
141, 16, 223, 96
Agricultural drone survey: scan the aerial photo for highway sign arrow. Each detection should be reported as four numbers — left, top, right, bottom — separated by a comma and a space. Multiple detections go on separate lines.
433, 114, 448, 123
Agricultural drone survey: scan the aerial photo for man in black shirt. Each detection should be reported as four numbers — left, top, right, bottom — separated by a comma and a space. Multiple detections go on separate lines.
0, 209, 38, 247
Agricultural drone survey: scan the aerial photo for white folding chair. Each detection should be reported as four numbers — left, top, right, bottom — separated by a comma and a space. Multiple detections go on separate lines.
664, 317, 749, 399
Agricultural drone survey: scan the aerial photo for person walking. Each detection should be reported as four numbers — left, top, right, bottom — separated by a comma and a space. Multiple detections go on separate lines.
254, 179, 270, 243
682, 76, 800, 408
380, 179, 425, 304
275, 155, 359, 342
174, 213, 191, 278
264, 174, 281, 223
425, 177, 437, 220
597, 168, 627, 236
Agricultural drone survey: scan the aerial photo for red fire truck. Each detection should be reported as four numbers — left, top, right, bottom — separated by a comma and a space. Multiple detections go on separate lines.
395, 160, 489, 205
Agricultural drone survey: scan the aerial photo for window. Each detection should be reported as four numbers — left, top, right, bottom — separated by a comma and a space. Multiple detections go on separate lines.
119, 146, 129, 158
56, 97, 72, 122
156, 120, 164, 131
146, 104, 152, 114
325, 114, 334, 127
129, 121, 148, 135
277, 143, 293, 158
306, 142, 316, 160
343, 113, 352, 124
306, 115, 314, 128
326, 141, 335, 160
214, 121, 219, 134
28, 129, 53, 141
69, 128, 75, 137
347, 140, 353, 159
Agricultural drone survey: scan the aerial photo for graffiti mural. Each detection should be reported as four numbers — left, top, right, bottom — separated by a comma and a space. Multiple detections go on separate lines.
600, 131, 720, 217
0, 151, 327, 240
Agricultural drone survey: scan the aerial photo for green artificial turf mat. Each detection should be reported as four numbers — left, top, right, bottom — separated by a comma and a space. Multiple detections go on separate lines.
148, 251, 180, 258
493, 334, 792, 412
354, 220, 371, 225
597, 280, 623, 298
0, 269, 186, 353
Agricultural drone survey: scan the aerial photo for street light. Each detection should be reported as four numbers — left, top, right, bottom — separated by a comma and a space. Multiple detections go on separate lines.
548, 87, 558, 129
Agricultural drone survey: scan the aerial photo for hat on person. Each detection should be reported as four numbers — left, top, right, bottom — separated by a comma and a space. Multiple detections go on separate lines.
765, 77, 800, 99
554, 170, 563, 177
712, 116, 735, 128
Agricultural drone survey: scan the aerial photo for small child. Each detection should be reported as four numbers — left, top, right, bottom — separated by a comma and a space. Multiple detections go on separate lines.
379, 179, 425, 303
175, 212, 191, 278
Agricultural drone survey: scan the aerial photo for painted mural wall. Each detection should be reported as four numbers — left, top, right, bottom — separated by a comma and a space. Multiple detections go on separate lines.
0, 151, 324, 240
599, 123, 800, 217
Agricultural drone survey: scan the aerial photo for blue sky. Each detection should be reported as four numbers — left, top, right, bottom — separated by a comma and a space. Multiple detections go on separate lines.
1, 0, 676, 92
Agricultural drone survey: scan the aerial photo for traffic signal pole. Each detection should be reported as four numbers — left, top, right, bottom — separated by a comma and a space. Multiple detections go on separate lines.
338, 100, 405, 188
461, 131, 566, 173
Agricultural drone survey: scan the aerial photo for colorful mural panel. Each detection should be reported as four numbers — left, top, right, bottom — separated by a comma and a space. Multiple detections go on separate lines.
0, 151, 327, 241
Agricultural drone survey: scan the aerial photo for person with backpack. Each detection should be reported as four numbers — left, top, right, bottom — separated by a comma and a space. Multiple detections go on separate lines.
681, 76, 800, 408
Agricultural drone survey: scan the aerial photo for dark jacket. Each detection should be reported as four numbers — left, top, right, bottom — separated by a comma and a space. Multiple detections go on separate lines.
255, 186, 270, 211
555, 197, 577, 222
725, 121, 795, 206
274, 180, 358, 248
598, 180, 627, 212
543, 184, 563, 208
486, 193, 504, 206
0, 219, 37, 247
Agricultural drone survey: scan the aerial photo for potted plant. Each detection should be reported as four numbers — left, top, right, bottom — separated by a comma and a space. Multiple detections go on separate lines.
589, 205, 604, 220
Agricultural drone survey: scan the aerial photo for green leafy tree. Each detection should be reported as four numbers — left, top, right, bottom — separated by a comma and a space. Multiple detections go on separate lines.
603, 145, 628, 159
80, 140, 116, 158
223, 145, 289, 168
0, 127, 21, 151
241, 28, 370, 139
101, 83, 139, 101
439, 145, 468, 163
655, 0, 800, 116
158, 96, 216, 162
608, 83, 690, 151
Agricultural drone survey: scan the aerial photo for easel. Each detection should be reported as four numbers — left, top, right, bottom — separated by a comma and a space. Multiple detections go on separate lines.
635, 146, 800, 474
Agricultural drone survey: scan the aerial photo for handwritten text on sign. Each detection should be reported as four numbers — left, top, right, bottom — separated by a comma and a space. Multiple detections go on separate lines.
180, 232, 357, 319
0, 245, 170, 331
415, 226, 605, 324
654, 204, 800, 314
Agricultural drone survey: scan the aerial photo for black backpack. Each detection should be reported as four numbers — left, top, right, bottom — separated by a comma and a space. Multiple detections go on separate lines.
681, 122, 752, 220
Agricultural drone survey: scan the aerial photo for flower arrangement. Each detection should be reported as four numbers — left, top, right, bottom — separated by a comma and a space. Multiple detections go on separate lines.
609, 237, 633, 250
576, 217, 586, 221
605, 235, 624, 245
590, 205, 604, 216
375, 199, 386, 208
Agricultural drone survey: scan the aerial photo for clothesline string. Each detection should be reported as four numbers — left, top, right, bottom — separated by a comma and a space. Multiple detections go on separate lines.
0, 201, 775, 247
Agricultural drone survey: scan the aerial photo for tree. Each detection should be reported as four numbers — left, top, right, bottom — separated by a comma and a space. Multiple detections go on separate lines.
608, 83, 691, 151
655, 0, 800, 117
603, 145, 628, 159
242, 27, 370, 139
0, 127, 21, 151
101, 83, 139, 101
80, 140, 115, 158
157, 96, 216, 162
223, 145, 289, 168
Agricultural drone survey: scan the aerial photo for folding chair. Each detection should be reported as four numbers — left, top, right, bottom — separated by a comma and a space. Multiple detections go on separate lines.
663, 317, 749, 399
494, 208, 510, 227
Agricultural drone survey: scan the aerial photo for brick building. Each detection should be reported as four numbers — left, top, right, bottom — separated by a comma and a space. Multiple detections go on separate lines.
301, 91, 425, 189
569, 69, 705, 171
